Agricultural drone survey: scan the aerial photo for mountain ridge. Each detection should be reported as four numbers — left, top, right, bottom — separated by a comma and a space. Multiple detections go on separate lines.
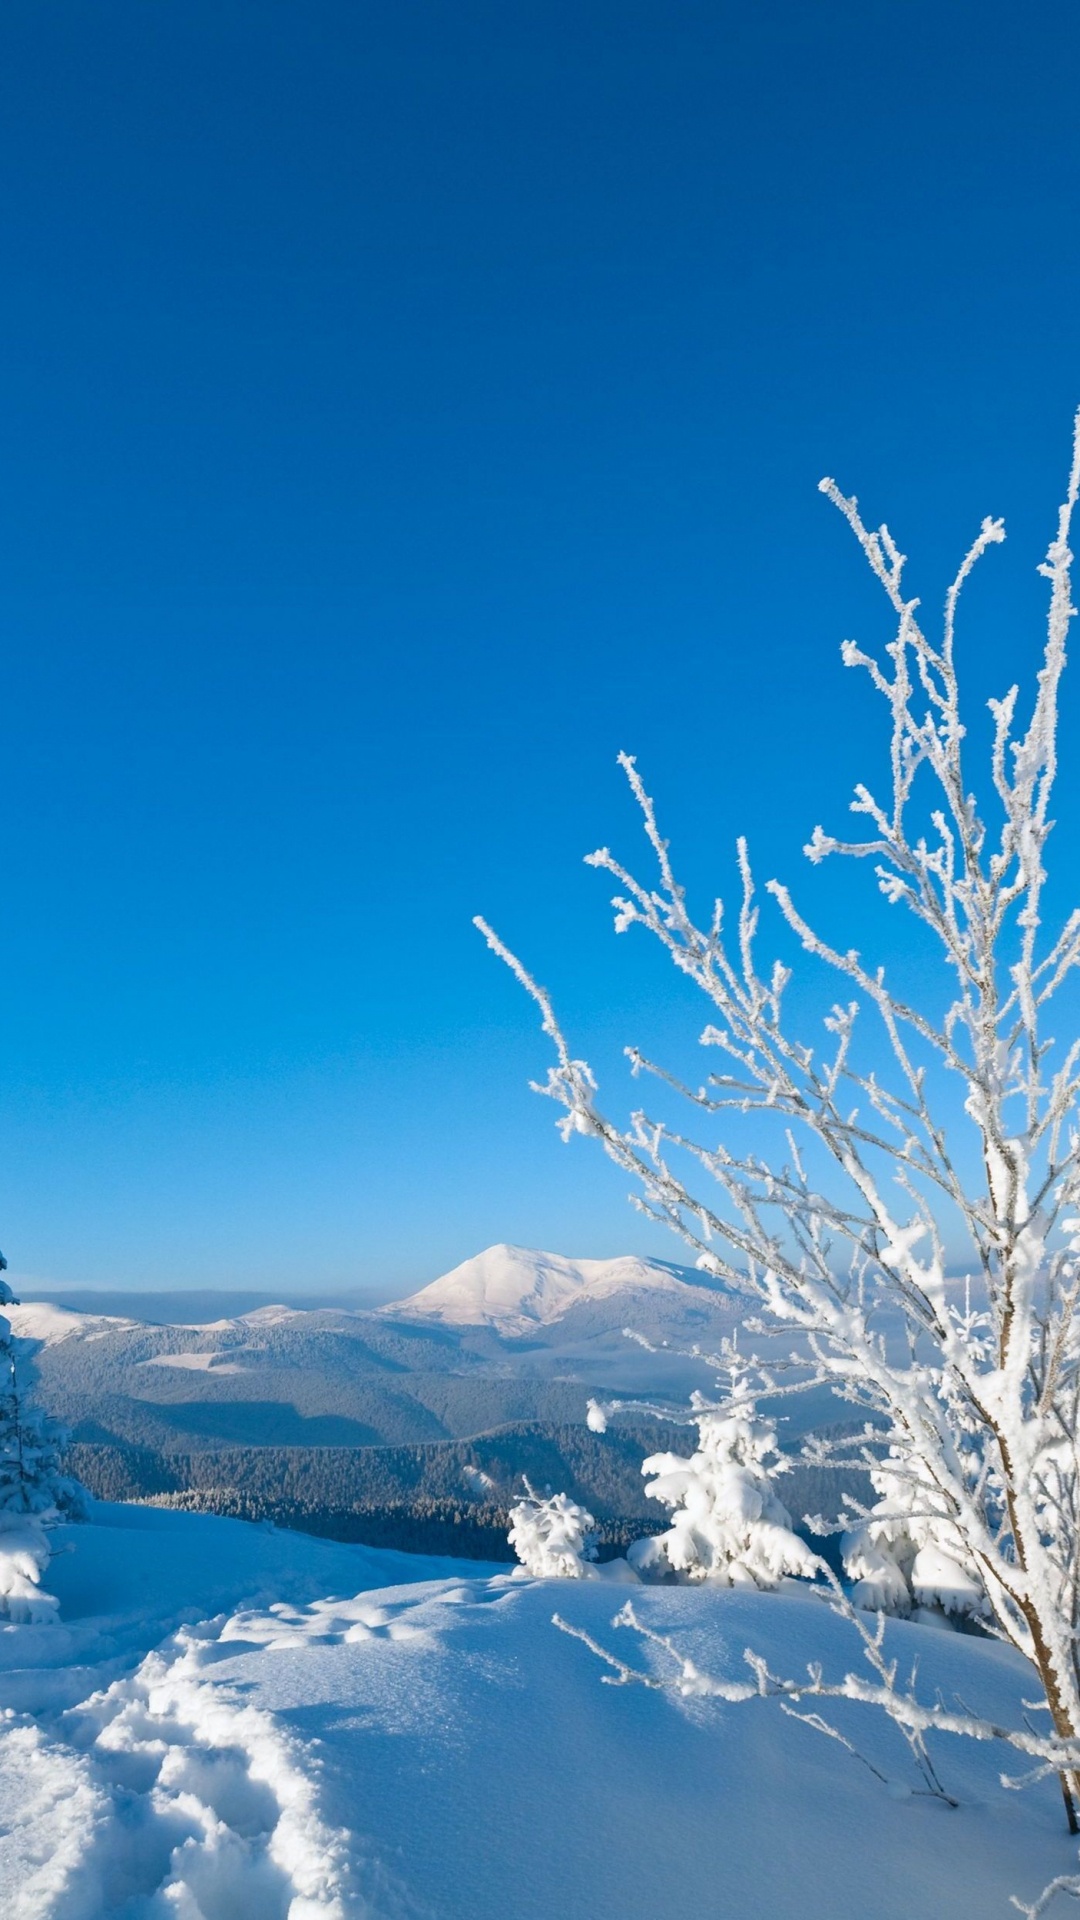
382, 1242, 721, 1335
8, 1244, 740, 1454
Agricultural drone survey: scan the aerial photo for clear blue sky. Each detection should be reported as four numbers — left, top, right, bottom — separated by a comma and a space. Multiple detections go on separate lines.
2, 0, 1080, 1293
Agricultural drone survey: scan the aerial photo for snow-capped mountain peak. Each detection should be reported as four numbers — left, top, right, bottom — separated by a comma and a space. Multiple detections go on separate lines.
383, 1243, 710, 1335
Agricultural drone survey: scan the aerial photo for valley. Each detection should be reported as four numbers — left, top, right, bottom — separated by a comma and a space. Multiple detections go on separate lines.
13, 1247, 791, 1558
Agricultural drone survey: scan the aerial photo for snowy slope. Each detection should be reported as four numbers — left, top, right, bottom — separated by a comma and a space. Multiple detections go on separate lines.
385, 1242, 717, 1334
0, 1502, 1073, 1919
6, 1300, 302, 1345
0, 1505, 491, 1918
0, 1502, 473, 1718
5, 1302, 139, 1346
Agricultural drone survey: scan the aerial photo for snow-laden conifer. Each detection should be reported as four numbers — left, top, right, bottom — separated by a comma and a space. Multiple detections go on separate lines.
508, 1480, 598, 1578
0, 1256, 82, 1621
631, 1399, 819, 1589
593, 1358, 819, 1588
478, 414, 1080, 1875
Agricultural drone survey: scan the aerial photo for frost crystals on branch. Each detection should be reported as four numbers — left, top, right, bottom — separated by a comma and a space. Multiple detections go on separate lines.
478, 413, 1080, 1870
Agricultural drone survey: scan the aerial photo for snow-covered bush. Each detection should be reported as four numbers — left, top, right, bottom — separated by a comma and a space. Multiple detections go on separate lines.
480, 414, 1080, 1865
841, 1446, 986, 1621
0, 1257, 83, 1621
628, 1393, 820, 1589
508, 1480, 598, 1579
0, 1513, 59, 1622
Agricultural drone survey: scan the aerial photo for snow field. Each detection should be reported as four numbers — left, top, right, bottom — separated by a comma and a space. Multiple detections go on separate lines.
0, 1505, 482, 1918
189, 1574, 1080, 1920
3, 1504, 1079, 1919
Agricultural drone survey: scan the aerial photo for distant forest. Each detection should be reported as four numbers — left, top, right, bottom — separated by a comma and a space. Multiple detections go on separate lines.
63, 1418, 867, 1562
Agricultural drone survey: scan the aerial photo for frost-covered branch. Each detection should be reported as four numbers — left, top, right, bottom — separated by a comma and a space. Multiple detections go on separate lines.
479, 413, 1080, 1834
557, 1593, 1080, 1802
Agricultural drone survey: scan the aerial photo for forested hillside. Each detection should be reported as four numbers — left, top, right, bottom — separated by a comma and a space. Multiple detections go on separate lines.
63, 1418, 866, 1561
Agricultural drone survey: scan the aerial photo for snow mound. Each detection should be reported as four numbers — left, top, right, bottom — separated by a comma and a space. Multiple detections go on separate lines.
385, 1242, 714, 1334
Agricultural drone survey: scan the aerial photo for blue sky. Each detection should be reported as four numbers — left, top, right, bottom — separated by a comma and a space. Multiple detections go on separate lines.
2, 0, 1080, 1293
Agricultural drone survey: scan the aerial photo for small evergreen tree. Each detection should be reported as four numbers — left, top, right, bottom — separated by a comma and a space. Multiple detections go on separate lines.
508, 1479, 598, 1578
590, 1367, 819, 1588
0, 1253, 83, 1621
632, 1411, 818, 1588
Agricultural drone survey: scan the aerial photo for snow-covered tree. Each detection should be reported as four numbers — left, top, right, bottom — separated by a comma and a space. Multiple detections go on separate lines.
478, 413, 1080, 1841
633, 1409, 818, 1588
508, 1480, 598, 1578
840, 1441, 986, 1620
591, 1366, 818, 1588
0, 1256, 82, 1621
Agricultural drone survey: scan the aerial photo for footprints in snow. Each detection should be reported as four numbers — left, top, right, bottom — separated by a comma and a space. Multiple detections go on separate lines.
222, 1597, 428, 1653
31, 1614, 408, 1920
11, 1577, 509, 1917
219, 1579, 511, 1656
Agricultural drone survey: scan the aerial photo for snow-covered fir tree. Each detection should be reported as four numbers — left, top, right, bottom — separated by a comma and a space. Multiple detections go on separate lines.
627, 1388, 819, 1589
508, 1480, 598, 1578
832, 1278, 992, 1620
587, 1359, 817, 1588
0, 1253, 82, 1621
479, 413, 1080, 1847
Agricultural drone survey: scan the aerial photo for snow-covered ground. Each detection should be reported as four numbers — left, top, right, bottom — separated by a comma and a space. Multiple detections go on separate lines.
0, 1502, 1074, 1918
